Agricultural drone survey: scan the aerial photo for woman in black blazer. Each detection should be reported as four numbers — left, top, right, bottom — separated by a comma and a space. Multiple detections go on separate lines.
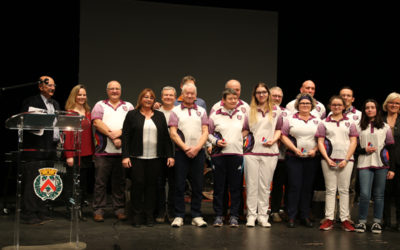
382, 92, 400, 230
122, 88, 174, 227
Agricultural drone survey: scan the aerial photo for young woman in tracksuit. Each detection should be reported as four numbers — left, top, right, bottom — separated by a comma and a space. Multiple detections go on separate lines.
208, 88, 249, 227
243, 83, 282, 227
281, 93, 321, 228
354, 99, 395, 234
316, 96, 358, 232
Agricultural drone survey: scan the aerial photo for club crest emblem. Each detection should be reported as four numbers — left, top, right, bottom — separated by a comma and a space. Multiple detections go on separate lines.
353, 115, 358, 121
241, 107, 246, 113
313, 120, 319, 125
237, 115, 242, 120
33, 168, 63, 201
197, 111, 201, 117
272, 112, 276, 118
316, 106, 321, 112
345, 122, 350, 127
282, 112, 287, 117
123, 106, 128, 111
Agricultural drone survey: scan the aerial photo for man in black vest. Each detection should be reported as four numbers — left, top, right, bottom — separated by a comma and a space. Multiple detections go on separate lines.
20, 76, 60, 224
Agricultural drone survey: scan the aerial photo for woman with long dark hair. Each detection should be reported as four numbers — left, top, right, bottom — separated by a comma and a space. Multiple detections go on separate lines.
354, 99, 395, 234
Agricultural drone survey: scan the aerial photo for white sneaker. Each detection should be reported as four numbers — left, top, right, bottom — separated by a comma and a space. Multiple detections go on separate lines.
258, 216, 271, 228
171, 217, 184, 227
246, 216, 256, 227
191, 217, 208, 227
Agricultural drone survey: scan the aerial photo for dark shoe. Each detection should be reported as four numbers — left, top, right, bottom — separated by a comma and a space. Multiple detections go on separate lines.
167, 212, 175, 223
287, 219, 295, 228
94, 214, 104, 222
116, 213, 127, 221
146, 218, 155, 227
301, 218, 314, 228
22, 214, 43, 225
78, 209, 87, 221
82, 200, 90, 207
37, 212, 53, 222
132, 215, 142, 227
155, 213, 166, 223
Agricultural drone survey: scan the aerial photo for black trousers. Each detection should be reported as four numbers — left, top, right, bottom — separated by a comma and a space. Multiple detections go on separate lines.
384, 163, 400, 226
156, 159, 175, 217
270, 160, 288, 213
130, 158, 162, 219
64, 156, 93, 207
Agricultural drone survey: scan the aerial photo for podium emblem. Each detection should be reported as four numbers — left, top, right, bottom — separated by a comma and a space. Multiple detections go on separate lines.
33, 168, 63, 201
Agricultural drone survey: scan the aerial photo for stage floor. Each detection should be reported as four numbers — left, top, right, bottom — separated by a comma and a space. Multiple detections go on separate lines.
1, 199, 400, 250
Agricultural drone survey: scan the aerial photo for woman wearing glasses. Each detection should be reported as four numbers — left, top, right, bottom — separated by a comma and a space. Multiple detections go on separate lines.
243, 83, 283, 227
281, 93, 321, 228
316, 96, 358, 231
382, 93, 400, 230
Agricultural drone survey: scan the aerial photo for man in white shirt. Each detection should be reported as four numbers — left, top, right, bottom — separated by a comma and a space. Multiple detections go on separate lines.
91, 80, 134, 222
156, 86, 177, 223
169, 83, 209, 227
210, 79, 250, 115
286, 80, 326, 118
339, 86, 362, 125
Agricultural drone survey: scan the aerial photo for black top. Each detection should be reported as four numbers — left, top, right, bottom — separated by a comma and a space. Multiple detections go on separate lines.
121, 109, 174, 159
20, 94, 60, 160
385, 114, 400, 166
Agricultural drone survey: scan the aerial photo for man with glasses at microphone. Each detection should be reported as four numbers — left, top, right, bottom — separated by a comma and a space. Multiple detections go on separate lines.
20, 76, 60, 224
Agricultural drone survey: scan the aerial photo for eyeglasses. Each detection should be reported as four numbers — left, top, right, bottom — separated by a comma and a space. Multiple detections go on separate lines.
388, 102, 400, 106
255, 91, 268, 95
107, 88, 121, 91
299, 102, 312, 106
331, 104, 343, 107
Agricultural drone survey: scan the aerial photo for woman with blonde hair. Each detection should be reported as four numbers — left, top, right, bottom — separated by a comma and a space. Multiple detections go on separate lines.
382, 92, 400, 230
64, 84, 95, 220
243, 83, 283, 227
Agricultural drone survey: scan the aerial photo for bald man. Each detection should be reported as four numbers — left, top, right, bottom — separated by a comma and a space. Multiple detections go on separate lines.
285, 80, 326, 118
210, 79, 250, 115
91, 80, 134, 222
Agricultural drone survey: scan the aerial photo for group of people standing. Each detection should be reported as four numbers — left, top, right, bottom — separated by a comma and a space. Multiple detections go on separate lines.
20, 75, 400, 235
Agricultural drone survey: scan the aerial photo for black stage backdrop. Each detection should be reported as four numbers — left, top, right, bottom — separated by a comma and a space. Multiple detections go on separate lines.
78, 0, 278, 109
0, 1, 397, 194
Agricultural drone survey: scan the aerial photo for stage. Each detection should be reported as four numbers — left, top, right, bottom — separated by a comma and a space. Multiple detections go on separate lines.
1, 199, 400, 250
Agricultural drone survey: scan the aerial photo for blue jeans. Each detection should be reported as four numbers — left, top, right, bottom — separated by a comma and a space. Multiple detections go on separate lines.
358, 168, 388, 223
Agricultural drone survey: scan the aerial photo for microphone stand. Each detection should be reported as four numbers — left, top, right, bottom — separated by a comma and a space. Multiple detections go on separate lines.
0, 81, 39, 92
